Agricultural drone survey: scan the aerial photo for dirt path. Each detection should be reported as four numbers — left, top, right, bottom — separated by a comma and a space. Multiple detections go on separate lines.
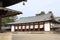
0, 32, 12, 40
12, 33, 60, 40
0, 32, 60, 40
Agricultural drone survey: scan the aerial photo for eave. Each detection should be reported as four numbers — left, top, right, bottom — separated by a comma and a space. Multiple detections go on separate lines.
0, 0, 27, 7
0, 7, 22, 18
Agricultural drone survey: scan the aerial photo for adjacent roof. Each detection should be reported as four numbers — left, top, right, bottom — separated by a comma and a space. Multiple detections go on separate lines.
53, 24, 60, 28
8, 13, 53, 24
54, 17, 60, 23
0, 7, 22, 18
0, 0, 27, 7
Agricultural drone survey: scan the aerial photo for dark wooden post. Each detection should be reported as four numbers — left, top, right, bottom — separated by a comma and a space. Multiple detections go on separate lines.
0, 16, 2, 32
29, 23, 30, 31
50, 22, 53, 31
13, 25, 15, 31
9, 25, 11, 31
17, 25, 19, 31
38, 22, 40, 31
14, 25, 16, 31
33, 23, 35, 31
25, 23, 26, 31
0, 2, 3, 32
21, 24, 22, 31
43, 22, 45, 31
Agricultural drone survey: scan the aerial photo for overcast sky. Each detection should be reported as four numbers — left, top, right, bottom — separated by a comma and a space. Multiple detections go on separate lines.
7, 0, 60, 18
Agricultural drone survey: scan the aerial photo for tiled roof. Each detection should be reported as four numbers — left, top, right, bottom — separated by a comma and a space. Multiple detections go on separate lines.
8, 13, 53, 24
54, 17, 60, 22
53, 24, 60, 28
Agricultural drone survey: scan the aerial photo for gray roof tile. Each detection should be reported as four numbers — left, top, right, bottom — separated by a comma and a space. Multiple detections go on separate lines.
8, 13, 53, 24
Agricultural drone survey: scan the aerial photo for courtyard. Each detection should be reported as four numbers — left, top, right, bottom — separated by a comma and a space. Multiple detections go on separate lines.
0, 32, 60, 40
12, 32, 60, 40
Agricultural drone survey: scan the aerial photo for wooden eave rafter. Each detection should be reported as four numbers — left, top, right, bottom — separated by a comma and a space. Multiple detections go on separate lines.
0, 7, 22, 18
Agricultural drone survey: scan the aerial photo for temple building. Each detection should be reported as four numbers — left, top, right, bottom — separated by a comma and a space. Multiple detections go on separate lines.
7, 12, 60, 32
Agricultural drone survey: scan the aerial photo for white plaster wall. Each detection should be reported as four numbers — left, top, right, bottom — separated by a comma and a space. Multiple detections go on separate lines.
35, 25, 38, 28
40, 25, 43, 28
44, 22, 50, 31
22, 26, 25, 29
15, 26, 18, 29
11, 25, 15, 32
26, 25, 29, 29
30, 25, 33, 29
19, 26, 21, 29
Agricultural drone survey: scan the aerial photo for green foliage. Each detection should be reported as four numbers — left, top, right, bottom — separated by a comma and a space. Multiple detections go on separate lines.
36, 11, 45, 16
2, 16, 17, 24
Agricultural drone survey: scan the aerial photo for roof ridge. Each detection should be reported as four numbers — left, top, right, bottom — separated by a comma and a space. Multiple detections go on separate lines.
20, 13, 47, 19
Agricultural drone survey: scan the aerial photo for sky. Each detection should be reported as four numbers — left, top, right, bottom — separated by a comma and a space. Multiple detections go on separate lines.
6, 0, 60, 19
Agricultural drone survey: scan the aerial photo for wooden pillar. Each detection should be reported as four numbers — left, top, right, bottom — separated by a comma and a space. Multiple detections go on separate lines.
50, 21, 53, 31
15, 25, 16, 31
0, 16, 2, 32
29, 23, 30, 31
17, 25, 19, 31
0, 2, 3, 27
21, 24, 22, 31
18, 25, 19, 31
14, 25, 15, 31
43, 22, 44, 31
9, 25, 11, 31
38, 22, 40, 31
0, 2, 3, 32
33, 23, 35, 31
25, 23, 26, 31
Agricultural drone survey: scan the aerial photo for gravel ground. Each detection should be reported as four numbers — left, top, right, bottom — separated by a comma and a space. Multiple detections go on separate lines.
0, 32, 12, 40
0, 32, 60, 40
12, 32, 60, 40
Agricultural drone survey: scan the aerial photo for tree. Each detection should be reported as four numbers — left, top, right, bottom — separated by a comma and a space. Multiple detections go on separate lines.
36, 11, 45, 16
2, 16, 18, 25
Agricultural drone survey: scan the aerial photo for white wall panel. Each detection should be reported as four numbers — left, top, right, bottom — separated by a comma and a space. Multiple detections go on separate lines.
44, 22, 50, 31
30, 25, 33, 29
26, 25, 29, 29
40, 25, 43, 28
15, 26, 18, 29
19, 26, 21, 29
11, 26, 15, 32
35, 25, 38, 28
22, 26, 25, 29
